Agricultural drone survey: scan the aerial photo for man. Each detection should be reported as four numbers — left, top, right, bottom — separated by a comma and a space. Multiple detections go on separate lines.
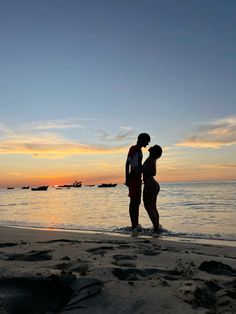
125, 133, 151, 231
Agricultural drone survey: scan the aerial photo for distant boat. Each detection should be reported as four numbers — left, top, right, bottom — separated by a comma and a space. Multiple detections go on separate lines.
7, 187, 14, 190
85, 184, 95, 187
58, 181, 82, 188
73, 181, 82, 188
98, 183, 117, 188
58, 185, 72, 188
56, 186, 71, 190
31, 186, 48, 191
21, 186, 30, 189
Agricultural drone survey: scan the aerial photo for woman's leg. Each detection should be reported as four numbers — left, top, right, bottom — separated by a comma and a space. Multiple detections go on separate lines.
143, 185, 159, 230
150, 193, 159, 230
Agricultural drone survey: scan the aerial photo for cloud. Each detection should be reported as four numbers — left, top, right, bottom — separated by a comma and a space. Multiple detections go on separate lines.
176, 116, 236, 148
22, 119, 87, 130
0, 123, 16, 136
95, 127, 136, 142
0, 124, 128, 158
198, 163, 236, 169
6, 172, 24, 177
0, 135, 127, 158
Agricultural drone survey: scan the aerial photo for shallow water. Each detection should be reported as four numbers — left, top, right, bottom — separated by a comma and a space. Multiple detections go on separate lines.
0, 181, 235, 241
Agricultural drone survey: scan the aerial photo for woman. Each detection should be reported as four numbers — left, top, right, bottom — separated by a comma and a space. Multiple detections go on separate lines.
143, 145, 162, 233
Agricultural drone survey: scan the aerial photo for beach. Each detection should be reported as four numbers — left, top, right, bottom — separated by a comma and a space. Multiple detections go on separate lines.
0, 226, 235, 313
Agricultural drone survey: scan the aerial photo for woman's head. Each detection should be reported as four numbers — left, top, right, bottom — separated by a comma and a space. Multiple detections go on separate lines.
149, 145, 162, 159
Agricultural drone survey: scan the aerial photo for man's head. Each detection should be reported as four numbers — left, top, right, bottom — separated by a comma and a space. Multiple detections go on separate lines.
148, 145, 162, 159
137, 133, 151, 147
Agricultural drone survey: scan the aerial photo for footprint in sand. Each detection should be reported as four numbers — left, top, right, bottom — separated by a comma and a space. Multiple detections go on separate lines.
112, 254, 137, 267
199, 260, 236, 276
0, 274, 102, 313
37, 239, 81, 245
0, 242, 19, 248
6, 250, 53, 261
135, 248, 160, 256
56, 260, 90, 275
86, 246, 114, 256
178, 281, 216, 308
112, 265, 185, 282
178, 279, 236, 312
0, 274, 73, 313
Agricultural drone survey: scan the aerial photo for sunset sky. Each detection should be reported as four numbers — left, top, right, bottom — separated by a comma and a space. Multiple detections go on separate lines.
1, 0, 236, 187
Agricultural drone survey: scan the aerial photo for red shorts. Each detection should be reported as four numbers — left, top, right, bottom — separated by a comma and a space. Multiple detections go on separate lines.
128, 178, 142, 199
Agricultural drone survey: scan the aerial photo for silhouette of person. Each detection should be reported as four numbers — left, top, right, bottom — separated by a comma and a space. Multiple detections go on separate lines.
143, 145, 162, 233
125, 133, 151, 231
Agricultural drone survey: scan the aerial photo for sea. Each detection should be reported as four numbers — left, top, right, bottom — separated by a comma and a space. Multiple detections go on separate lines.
0, 181, 235, 245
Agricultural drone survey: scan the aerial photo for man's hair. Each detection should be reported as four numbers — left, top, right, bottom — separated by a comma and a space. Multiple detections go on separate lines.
137, 133, 151, 143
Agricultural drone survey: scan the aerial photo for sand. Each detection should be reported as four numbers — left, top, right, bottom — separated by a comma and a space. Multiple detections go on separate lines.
0, 226, 235, 313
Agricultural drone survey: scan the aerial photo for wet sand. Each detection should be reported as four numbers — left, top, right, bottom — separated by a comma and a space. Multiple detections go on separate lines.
0, 226, 235, 313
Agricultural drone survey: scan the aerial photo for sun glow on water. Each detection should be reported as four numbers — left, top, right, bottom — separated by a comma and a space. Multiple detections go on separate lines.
0, 182, 235, 241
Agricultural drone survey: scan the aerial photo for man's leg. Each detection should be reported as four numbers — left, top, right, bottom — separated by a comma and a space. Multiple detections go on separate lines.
129, 197, 141, 230
128, 179, 141, 230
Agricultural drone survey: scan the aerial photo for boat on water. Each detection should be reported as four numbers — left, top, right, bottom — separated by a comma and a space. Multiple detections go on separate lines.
73, 181, 82, 187
58, 184, 72, 188
7, 187, 14, 190
98, 183, 117, 188
57, 181, 82, 188
56, 186, 71, 190
21, 186, 30, 189
31, 186, 48, 191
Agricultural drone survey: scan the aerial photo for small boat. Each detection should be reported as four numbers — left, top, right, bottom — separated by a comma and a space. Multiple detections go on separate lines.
56, 186, 71, 190
85, 184, 95, 187
58, 181, 82, 188
31, 186, 48, 191
21, 186, 30, 189
73, 181, 82, 188
7, 187, 14, 190
58, 184, 72, 188
98, 183, 117, 188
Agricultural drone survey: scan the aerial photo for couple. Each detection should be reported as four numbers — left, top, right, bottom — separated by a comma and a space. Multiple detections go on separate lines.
125, 133, 162, 234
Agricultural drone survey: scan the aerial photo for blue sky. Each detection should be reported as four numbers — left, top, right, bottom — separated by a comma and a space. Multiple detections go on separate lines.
0, 0, 236, 185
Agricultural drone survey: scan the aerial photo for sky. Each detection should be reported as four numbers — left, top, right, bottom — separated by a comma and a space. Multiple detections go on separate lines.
0, 0, 236, 187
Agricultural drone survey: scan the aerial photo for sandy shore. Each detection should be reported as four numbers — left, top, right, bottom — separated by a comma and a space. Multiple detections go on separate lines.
0, 226, 235, 313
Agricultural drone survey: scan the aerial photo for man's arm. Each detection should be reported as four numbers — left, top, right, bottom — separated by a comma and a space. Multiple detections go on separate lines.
125, 159, 130, 186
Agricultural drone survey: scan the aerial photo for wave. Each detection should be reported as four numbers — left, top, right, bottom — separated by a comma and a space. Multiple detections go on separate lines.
113, 227, 236, 242
0, 220, 236, 243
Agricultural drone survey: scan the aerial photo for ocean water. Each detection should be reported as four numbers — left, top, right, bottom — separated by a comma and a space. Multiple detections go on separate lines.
0, 181, 235, 242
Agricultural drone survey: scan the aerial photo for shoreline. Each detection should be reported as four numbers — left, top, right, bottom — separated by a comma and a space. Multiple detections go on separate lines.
1, 224, 236, 248
0, 225, 236, 313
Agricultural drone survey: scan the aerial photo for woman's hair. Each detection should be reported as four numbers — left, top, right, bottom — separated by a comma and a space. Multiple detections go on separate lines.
149, 145, 162, 159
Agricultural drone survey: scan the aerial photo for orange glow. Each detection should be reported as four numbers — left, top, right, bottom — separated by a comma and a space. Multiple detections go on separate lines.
0, 144, 235, 187
1, 161, 235, 188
